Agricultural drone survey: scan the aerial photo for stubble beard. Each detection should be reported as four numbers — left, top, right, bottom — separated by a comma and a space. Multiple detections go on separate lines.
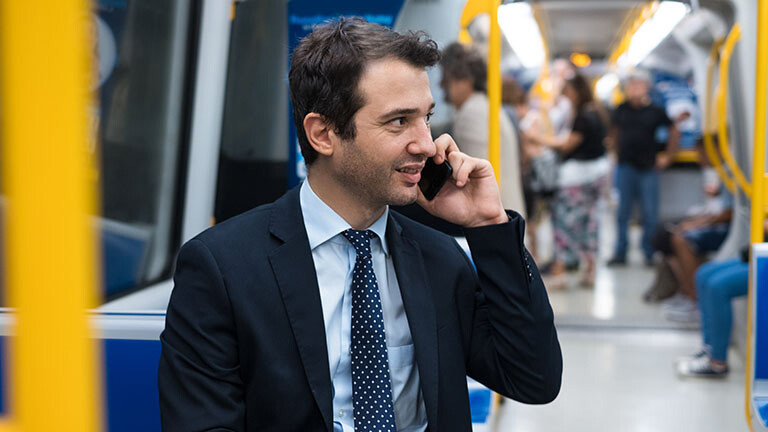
335, 141, 418, 208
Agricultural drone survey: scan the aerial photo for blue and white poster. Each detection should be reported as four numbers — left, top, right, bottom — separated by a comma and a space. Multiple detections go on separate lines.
650, 70, 701, 151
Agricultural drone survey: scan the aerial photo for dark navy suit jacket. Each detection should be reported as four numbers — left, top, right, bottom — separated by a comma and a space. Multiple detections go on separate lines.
158, 187, 562, 431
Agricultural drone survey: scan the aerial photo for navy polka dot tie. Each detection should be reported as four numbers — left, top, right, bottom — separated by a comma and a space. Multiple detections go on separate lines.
342, 229, 397, 432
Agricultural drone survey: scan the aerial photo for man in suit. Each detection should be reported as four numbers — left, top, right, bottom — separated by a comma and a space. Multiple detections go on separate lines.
159, 17, 561, 432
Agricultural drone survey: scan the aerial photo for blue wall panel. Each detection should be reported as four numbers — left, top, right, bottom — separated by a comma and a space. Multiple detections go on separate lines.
756, 256, 768, 380
0, 337, 163, 431
104, 339, 162, 432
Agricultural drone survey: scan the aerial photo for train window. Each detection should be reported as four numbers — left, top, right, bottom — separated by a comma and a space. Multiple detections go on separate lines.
215, 0, 290, 222
96, 0, 196, 299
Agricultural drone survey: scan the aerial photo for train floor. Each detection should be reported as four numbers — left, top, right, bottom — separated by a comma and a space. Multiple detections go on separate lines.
493, 329, 745, 431
491, 206, 747, 431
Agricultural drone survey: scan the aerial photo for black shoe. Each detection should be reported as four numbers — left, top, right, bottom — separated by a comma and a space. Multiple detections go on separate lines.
607, 256, 627, 266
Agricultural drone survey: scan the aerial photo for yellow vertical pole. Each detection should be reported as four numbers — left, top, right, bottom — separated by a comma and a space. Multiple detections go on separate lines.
746, 3, 768, 431
750, 0, 767, 244
0, 1, 103, 431
487, 0, 502, 184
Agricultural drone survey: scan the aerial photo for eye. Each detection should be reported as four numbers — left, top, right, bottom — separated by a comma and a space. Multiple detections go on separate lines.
425, 112, 434, 125
390, 117, 406, 127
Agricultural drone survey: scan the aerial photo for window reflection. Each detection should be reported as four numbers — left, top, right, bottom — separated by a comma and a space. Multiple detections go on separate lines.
97, 0, 193, 298
215, 0, 290, 222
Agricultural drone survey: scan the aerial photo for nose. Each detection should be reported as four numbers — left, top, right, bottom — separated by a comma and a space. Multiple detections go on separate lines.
406, 121, 436, 158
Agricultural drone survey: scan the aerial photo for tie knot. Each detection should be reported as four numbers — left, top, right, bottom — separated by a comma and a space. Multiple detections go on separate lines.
342, 229, 374, 257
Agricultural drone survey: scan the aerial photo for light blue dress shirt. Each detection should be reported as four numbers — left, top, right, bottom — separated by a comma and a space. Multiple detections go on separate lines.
299, 180, 428, 432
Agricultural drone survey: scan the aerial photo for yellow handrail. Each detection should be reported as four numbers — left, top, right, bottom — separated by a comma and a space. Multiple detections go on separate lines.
717, 23, 753, 197
749, 0, 768, 244
704, 38, 737, 193
607, 2, 658, 66
458, 0, 502, 184
487, 0, 501, 184
0, 1, 103, 431
746, 2, 768, 430
459, 0, 486, 44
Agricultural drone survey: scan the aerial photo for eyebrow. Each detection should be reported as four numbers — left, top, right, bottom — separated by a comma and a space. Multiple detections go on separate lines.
377, 102, 436, 122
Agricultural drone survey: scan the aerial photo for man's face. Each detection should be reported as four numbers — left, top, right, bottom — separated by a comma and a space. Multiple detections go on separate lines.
330, 58, 436, 207
625, 78, 649, 104
439, 73, 473, 108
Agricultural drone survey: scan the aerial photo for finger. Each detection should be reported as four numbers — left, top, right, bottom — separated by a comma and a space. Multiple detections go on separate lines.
451, 154, 475, 187
460, 153, 495, 180
434, 134, 460, 164
446, 150, 465, 176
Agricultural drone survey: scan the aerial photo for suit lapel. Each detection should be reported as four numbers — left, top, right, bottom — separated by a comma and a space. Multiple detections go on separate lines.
267, 188, 333, 432
387, 215, 440, 429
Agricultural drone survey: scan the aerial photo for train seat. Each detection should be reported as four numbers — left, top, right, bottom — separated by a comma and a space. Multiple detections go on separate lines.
751, 244, 768, 430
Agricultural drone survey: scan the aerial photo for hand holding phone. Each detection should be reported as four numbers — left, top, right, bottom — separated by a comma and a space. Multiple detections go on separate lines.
417, 133, 506, 227
418, 158, 452, 200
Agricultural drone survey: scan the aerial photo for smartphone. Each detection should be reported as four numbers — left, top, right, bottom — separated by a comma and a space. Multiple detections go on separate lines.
418, 158, 453, 200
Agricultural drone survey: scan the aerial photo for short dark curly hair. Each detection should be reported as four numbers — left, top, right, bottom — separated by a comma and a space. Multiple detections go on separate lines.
289, 17, 441, 165
439, 42, 487, 93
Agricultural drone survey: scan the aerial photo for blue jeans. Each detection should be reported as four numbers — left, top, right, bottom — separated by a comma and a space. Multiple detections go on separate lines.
614, 163, 659, 260
683, 224, 730, 255
696, 259, 749, 361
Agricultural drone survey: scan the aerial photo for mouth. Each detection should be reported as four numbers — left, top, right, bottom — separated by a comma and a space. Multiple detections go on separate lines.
395, 164, 424, 184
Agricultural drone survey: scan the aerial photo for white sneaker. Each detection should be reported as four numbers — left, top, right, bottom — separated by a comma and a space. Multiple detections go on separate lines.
660, 293, 690, 310
677, 355, 728, 378
676, 349, 709, 365
664, 303, 700, 324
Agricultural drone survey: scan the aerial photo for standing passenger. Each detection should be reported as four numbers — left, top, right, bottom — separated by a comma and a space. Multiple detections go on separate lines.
158, 18, 561, 432
548, 58, 576, 137
541, 58, 576, 272
514, 89, 558, 262
607, 70, 679, 266
439, 42, 526, 217
524, 75, 609, 287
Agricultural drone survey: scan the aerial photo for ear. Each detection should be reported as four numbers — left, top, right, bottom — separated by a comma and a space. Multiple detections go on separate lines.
304, 113, 336, 158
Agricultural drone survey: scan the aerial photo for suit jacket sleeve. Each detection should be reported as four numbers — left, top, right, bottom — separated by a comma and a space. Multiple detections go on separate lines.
158, 239, 245, 431
461, 211, 562, 404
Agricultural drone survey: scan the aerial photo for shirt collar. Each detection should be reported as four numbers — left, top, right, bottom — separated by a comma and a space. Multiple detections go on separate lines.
299, 180, 389, 255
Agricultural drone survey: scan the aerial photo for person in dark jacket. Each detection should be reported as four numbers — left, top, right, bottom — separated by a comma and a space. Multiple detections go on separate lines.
158, 18, 562, 432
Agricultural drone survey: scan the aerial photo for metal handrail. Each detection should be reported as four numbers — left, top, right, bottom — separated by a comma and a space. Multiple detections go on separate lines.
749, 0, 768, 244
704, 38, 736, 193
488, 0, 502, 184
717, 23, 753, 197
0, 0, 103, 431
458, 0, 502, 184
